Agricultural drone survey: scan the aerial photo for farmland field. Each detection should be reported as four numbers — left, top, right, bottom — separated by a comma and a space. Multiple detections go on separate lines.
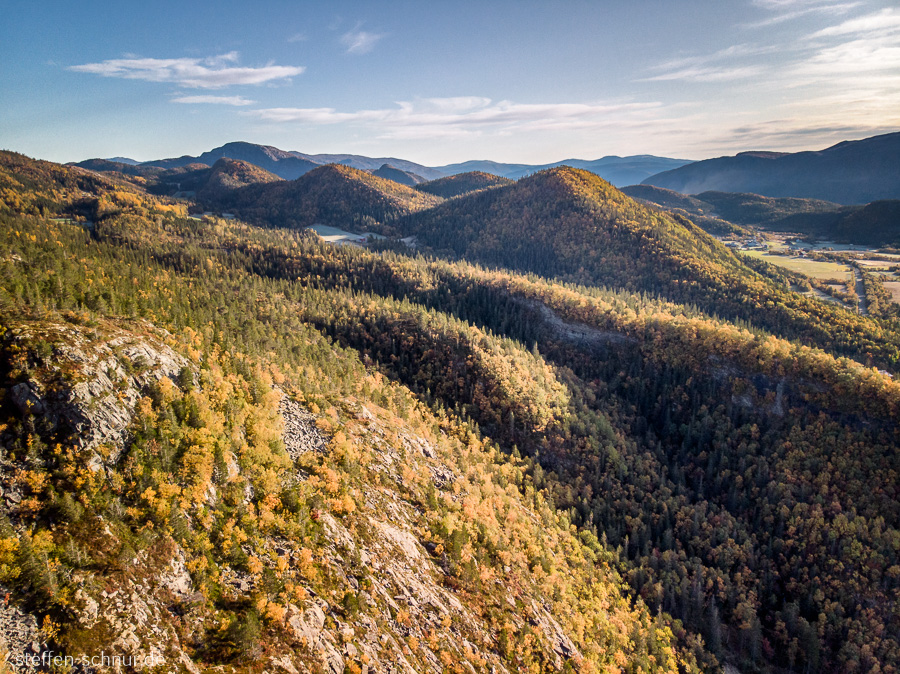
882, 280, 900, 303
740, 250, 853, 281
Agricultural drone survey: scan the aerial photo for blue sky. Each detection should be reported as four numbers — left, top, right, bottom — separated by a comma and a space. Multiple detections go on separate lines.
2, 0, 898, 165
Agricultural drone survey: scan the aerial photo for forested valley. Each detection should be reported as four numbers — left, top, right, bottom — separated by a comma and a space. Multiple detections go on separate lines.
0, 150, 898, 673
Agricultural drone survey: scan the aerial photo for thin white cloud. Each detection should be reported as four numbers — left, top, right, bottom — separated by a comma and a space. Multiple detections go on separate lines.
340, 28, 385, 54
171, 95, 256, 106
245, 97, 667, 139
748, 7, 900, 152
751, 0, 857, 12
787, 9, 900, 87
703, 119, 899, 153
204, 52, 241, 66
809, 7, 900, 37
746, 0, 861, 27
287, 32, 308, 43
778, 36, 900, 133
795, 37, 900, 76
641, 44, 774, 82
69, 52, 304, 89
652, 44, 762, 70
418, 96, 493, 112
641, 65, 765, 82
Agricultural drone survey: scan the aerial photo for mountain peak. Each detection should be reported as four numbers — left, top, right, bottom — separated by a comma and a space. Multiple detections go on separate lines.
519, 165, 622, 203
197, 157, 282, 199
371, 163, 426, 186
416, 171, 513, 199
643, 132, 900, 203
734, 151, 788, 159
201, 160, 441, 230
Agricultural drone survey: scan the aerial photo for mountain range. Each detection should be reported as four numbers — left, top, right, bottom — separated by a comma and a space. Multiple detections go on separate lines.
432, 155, 692, 185
76, 141, 692, 187
76, 132, 900, 246
623, 184, 900, 245
76, 130, 900, 205
642, 131, 900, 204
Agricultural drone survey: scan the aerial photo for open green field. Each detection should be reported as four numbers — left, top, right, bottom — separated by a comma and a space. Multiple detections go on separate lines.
740, 250, 853, 281
856, 259, 900, 270
882, 281, 900, 303
307, 224, 361, 239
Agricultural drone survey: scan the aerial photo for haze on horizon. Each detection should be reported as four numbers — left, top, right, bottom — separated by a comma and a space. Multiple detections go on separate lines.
2, 0, 898, 166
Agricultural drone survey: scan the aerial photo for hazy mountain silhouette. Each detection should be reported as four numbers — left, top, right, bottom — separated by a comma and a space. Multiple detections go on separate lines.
642, 132, 900, 204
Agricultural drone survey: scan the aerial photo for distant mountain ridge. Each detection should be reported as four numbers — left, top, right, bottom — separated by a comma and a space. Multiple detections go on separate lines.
641, 131, 900, 204
416, 171, 514, 199
623, 184, 900, 246
105, 156, 140, 165
371, 163, 426, 186
131, 142, 443, 182
76, 142, 690, 187
293, 153, 445, 180
139, 142, 319, 180
433, 155, 692, 186
76, 130, 900, 202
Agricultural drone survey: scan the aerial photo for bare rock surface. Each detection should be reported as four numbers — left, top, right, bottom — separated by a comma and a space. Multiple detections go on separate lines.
528, 599, 582, 668
0, 592, 43, 672
66, 543, 201, 673
279, 393, 327, 459
6, 322, 191, 467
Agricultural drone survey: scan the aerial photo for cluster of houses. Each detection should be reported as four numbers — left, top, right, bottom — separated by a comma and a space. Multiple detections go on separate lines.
724, 237, 767, 251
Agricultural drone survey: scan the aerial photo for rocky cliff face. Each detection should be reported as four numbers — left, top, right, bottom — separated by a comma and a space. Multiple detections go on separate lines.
0, 320, 202, 670
6, 321, 190, 467
0, 318, 609, 673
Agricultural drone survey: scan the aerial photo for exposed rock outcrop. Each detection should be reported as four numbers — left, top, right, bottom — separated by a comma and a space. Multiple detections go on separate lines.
5, 322, 191, 468
279, 393, 327, 459
0, 320, 591, 674
0, 592, 43, 670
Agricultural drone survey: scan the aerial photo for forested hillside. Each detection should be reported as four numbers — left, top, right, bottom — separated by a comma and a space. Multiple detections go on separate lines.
623, 185, 900, 246
0, 152, 700, 673
416, 171, 514, 199
396, 166, 900, 369
196, 158, 283, 201
0, 151, 898, 673
203, 163, 442, 231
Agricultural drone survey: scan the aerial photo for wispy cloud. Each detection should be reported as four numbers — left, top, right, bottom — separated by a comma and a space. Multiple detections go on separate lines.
171, 95, 256, 106
287, 32, 308, 43
746, 0, 861, 27
245, 97, 667, 139
631, 5, 900, 158
340, 26, 386, 54
754, 0, 840, 8
787, 9, 900, 88
720, 6, 900, 154
702, 118, 899, 153
69, 52, 304, 89
641, 44, 773, 82
641, 64, 765, 82
809, 7, 900, 37
794, 36, 900, 77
